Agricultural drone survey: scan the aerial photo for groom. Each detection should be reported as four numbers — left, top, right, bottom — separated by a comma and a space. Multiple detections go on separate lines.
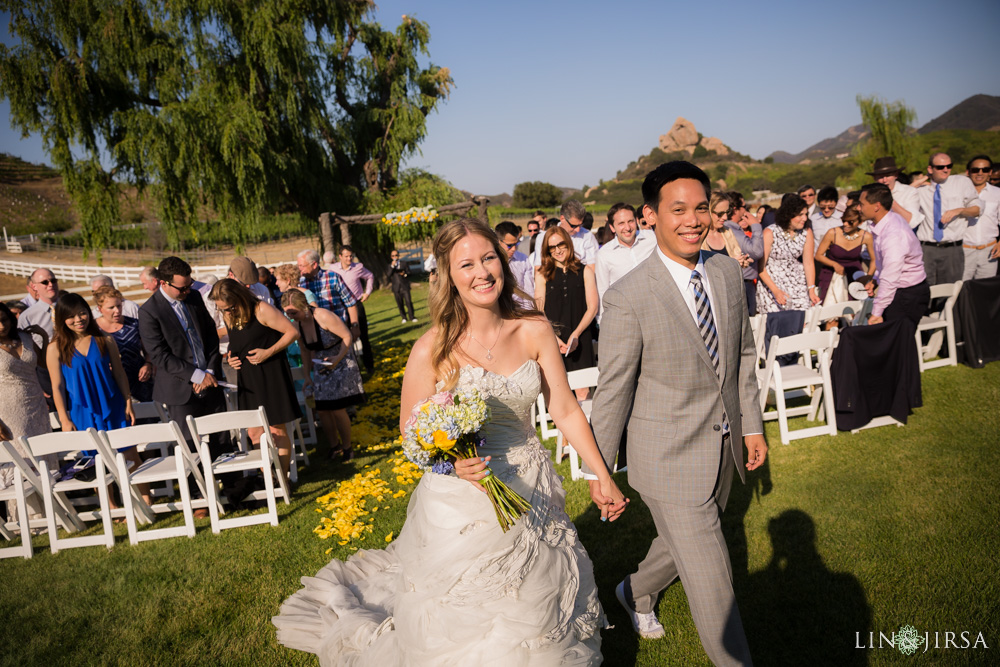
585, 161, 766, 666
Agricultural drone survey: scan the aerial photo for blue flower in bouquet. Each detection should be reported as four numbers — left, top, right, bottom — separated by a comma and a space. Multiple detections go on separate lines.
431, 461, 455, 475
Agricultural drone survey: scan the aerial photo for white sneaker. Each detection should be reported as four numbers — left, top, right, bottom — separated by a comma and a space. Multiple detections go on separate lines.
401, 318, 408, 324
616, 580, 665, 639
411, 318, 418, 323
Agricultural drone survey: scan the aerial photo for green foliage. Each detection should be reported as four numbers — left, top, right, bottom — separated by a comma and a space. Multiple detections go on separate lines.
356, 169, 464, 251
850, 95, 919, 185
692, 144, 709, 159
0, 1, 452, 258
914, 129, 1000, 171
512, 181, 563, 208
727, 161, 855, 196
763, 156, 774, 164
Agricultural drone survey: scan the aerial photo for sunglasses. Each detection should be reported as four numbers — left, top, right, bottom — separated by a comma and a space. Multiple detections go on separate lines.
819, 204, 837, 211
969, 167, 993, 174
166, 282, 192, 294
548, 242, 568, 251
34, 279, 58, 286
931, 163, 953, 170
712, 209, 731, 218
219, 305, 237, 313
502, 241, 518, 249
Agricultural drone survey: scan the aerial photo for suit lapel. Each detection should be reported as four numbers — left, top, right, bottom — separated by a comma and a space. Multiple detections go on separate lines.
154, 291, 191, 355
704, 255, 729, 380
646, 254, 718, 376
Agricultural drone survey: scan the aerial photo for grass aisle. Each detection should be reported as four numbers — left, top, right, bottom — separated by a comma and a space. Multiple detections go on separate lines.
2, 281, 998, 666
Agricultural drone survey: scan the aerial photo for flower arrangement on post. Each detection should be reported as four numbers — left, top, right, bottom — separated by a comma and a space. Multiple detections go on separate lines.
401, 389, 531, 532
382, 205, 439, 226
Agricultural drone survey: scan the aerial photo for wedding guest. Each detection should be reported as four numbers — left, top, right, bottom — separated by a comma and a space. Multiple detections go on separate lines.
322, 250, 336, 272
859, 183, 929, 326
330, 245, 375, 372
915, 152, 981, 284
798, 184, 817, 218
47, 293, 135, 435
0, 302, 53, 521
94, 286, 154, 403
258, 265, 282, 303
388, 250, 416, 323
495, 221, 535, 304
961, 155, 1000, 279
296, 249, 359, 336
89, 275, 140, 320
725, 192, 765, 314
531, 200, 599, 268
273, 264, 317, 306
138, 266, 159, 292
703, 192, 751, 263
211, 279, 300, 476
810, 187, 843, 250
518, 215, 543, 256
757, 195, 821, 313
595, 224, 615, 246
229, 256, 274, 306
281, 289, 365, 461
18, 268, 60, 408
535, 225, 598, 397
868, 156, 922, 228
815, 207, 876, 303
5, 301, 26, 319
595, 202, 656, 322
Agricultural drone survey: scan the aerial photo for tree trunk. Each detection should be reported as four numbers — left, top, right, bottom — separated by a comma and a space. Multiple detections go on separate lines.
319, 212, 336, 256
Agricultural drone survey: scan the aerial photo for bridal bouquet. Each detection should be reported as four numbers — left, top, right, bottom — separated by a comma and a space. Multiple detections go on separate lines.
401, 389, 532, 532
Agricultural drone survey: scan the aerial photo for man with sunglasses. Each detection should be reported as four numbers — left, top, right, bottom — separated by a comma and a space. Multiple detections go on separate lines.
961, 155, 1000, 279
495, 220, 534, 305
797, 184, 818, 218
518, 213, 544, 256
531, 200, 599, 270
915, 152, 981, 284
18, 268, 62, 408
809, 186, 843, 252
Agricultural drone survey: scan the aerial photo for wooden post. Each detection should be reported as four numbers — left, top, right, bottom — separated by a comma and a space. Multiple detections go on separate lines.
319, 212, 336, 256
473, 195, 489, 222
339, 219, 352, 247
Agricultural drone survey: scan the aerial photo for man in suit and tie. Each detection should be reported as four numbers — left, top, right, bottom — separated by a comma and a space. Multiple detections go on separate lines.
586, 161, 767, 666
139, 257, 231, 505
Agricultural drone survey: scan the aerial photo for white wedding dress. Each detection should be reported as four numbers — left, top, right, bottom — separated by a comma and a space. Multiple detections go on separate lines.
273, 360, 606, 665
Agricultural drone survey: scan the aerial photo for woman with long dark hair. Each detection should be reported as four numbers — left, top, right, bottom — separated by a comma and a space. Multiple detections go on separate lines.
210, 278, 300, 476
274, 218, 625, 664
46, 293, 135, 434
757, 195, 821, 312
534, 225, 598, 384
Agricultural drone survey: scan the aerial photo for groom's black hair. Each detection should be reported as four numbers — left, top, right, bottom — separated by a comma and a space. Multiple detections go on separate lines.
641, 161, 712, 212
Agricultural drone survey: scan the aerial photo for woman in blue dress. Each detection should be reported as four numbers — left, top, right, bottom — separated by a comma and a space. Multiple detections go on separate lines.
47, 293, 135, 458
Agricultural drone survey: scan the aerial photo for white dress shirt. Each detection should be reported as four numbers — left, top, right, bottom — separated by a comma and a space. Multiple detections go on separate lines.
915, 175, 982, 243
892, 181, 923, 230
809, 212, 843, 251
532, 226, 599, 266
17, 299, 55, 348
595, 229, 656, 321
963, 183, 1000, 245
159, 286, 211, 385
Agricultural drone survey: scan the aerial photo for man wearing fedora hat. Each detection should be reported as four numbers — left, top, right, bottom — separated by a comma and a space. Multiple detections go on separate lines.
229, 256, 276, 306
868, 157, 922, 229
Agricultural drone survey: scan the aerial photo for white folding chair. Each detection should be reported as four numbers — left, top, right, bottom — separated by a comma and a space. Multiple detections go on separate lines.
130, 401, 176, 499
749, 313, 767, 363
97, 422, 209, 545
555, 367, 601, 480
759, 332, 838, 445
21, 429, 116, 553
0, 442, 38, 559
536, 393, 560, 444
186, 407, 290, 534
288, 366, 315, 483
916, 280, 962, 372
803, 300, 866, 334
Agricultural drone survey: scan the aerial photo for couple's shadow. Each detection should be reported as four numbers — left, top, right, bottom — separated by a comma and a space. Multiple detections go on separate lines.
576, 462, 871, 666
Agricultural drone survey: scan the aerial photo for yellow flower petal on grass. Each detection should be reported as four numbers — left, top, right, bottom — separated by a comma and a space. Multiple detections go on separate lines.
385, 532, 394, 543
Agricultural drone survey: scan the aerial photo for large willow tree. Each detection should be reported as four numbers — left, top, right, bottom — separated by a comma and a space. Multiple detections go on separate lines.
0, 0, 452, 253
850, 95, 918, 187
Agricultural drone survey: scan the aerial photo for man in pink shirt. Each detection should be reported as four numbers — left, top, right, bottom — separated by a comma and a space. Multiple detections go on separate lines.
859, 183, 929, 327
330, 245, 374, 371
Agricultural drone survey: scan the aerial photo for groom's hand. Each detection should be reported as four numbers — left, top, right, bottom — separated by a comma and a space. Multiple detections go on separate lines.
744, 434, 768, 471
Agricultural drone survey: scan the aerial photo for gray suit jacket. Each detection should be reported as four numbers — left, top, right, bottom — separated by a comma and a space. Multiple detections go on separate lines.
587, 250, 763, 506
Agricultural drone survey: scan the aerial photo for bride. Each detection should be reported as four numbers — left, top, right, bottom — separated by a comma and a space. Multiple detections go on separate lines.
273, 218, 628, 665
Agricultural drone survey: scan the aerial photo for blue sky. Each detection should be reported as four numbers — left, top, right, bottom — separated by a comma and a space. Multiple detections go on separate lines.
3, 0, 999, 194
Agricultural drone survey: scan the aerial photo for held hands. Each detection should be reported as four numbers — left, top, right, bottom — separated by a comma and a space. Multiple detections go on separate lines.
588, 478, 629, 522
744, 433, 768, 471
455, 454, 492, 493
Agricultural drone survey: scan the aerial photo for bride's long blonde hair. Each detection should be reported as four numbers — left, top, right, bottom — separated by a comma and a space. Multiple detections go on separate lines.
430, 218, 541, 388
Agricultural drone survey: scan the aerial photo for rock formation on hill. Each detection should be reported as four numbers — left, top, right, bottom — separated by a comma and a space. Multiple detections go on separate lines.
658, 117, 730, 156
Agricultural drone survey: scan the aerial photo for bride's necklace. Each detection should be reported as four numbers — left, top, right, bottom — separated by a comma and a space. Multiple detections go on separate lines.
466, 319, 504, 361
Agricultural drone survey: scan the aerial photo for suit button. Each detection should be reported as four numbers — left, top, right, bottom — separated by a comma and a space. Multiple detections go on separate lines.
713, 424, 721, 431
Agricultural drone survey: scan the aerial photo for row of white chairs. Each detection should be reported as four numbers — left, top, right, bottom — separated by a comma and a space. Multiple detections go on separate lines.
1, 406, 289, 559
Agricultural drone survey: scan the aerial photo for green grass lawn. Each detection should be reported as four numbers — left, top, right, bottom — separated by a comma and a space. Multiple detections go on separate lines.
2, 281, 998, 666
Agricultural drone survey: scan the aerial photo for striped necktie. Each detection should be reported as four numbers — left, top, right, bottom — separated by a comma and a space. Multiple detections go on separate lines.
690, 270, 720, 375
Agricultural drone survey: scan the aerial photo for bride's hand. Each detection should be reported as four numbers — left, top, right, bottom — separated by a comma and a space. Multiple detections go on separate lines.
454, 455, 492, 494
600, 477, 629, 522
